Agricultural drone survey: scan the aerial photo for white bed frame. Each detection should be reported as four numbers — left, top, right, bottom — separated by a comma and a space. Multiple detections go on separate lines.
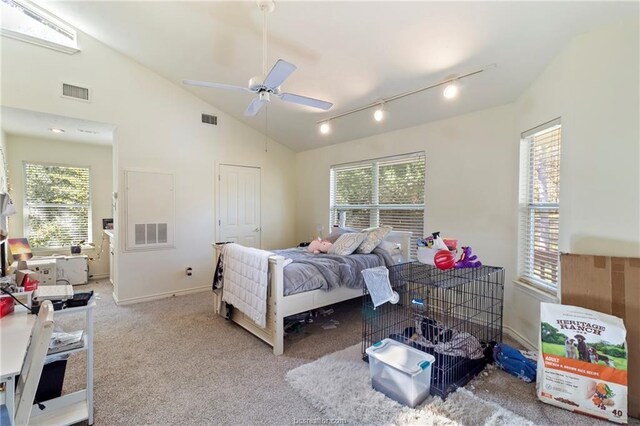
212, 231, 411, 355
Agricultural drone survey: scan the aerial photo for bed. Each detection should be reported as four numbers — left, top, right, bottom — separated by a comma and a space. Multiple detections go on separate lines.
212, 230, 411, 355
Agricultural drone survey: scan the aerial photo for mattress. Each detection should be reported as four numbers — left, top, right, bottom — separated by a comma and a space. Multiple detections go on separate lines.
273, 247, 394, 296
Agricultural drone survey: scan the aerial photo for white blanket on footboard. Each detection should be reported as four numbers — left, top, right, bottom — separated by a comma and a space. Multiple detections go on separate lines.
221, 243, 272, 328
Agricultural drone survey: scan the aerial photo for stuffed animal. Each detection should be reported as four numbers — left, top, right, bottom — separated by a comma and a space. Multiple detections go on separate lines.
308, 239, 332, 254
455, 246, 482, 268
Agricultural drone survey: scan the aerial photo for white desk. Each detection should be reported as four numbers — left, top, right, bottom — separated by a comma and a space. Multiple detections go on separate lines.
0, 311, 36, 424
0, 300, 95, 426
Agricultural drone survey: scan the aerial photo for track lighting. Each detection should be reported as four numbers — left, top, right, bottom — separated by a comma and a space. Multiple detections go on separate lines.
373, 103, 385, 122
316, 65, 494, 134
49, 128, 65, 133
319, 121, 331, 135
443, 82, 458, 99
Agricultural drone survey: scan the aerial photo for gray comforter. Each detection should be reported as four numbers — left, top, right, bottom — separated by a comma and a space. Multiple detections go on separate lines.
273, 247, 394, 296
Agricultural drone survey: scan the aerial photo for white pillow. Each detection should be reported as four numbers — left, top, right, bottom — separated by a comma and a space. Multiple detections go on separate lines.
328, 232, 367, 256
355, 226, 392, 254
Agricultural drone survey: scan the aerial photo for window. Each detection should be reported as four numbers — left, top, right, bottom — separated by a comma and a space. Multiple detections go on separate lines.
518, 119, 561, 291
24, 163, 91, 248
330, 153, 425, 257
1, 0, 79, 53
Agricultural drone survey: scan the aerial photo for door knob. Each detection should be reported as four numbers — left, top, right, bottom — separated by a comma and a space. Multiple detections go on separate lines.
254, 227, 261, 232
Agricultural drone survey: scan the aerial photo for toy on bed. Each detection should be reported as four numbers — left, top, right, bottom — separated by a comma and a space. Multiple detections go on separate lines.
455, 246, 482, 268
308, 239, 333, 254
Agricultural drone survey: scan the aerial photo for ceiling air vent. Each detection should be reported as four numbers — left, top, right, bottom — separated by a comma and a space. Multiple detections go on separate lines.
62, 83, 90, 102
202, 114, 217, 126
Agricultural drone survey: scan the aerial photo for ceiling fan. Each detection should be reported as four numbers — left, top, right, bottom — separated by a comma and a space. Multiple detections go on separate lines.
183, 1, 333, 117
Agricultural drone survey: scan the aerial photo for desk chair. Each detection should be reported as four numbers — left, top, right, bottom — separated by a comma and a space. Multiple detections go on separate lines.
1, 301, 55, 426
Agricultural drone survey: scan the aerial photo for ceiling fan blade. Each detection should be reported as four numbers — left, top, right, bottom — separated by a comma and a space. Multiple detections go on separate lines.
244, 98, 267, 116
279, 93, 333, 110
263, 59, 297, 88
182, 80, 250, 92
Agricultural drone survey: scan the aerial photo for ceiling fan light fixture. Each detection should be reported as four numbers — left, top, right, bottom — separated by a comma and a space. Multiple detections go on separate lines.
443, 82, 459, 99
319, 122, 331, 135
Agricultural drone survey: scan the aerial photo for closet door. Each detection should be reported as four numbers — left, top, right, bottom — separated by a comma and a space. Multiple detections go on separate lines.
217, 164, 261, 248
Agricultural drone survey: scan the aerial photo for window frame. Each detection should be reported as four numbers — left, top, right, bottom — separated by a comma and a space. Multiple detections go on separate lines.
1, 0, 80, 54
23, 161, 93, 248
330, 152, 425, 257
517, 118, 561, 294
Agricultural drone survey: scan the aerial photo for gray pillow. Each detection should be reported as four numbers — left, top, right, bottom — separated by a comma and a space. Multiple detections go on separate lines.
328, 232, 367, 256
355, 226, 393, 254
325, 225, 358, 243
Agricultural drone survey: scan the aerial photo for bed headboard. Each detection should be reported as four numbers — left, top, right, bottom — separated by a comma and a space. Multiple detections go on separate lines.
386, 230, 412, 262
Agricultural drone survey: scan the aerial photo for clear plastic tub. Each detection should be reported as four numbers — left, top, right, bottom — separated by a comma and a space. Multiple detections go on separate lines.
366, 338, 435, 408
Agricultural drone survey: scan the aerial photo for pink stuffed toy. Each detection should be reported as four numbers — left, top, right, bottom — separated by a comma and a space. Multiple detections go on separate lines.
308, 239, 332, 254
455, 246, 482, 268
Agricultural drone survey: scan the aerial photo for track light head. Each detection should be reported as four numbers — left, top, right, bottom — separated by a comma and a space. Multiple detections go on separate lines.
373, 103, 385, 122
319, 122, 331, 135
443, 82, 458, 99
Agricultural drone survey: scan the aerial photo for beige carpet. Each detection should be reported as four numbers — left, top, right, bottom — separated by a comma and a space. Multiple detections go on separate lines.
51, 280, 636, 425
286, 344, 534, 425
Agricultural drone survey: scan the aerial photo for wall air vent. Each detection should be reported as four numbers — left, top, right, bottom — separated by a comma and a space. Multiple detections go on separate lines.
62, 83, 90, 102
202, 114, 217, 126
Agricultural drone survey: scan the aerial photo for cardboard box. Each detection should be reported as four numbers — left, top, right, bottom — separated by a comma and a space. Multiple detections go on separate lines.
561, 254, 640, 419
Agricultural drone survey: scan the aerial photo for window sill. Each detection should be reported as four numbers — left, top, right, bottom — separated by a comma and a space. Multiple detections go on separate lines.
512, 279, 559, 303
32, 245, 95, 255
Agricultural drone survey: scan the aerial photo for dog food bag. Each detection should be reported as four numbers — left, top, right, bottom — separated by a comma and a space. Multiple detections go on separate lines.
538, 302, 628, 423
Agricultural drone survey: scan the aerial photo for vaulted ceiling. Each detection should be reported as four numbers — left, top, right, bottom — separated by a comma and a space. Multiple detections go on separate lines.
43, 1, 636, 152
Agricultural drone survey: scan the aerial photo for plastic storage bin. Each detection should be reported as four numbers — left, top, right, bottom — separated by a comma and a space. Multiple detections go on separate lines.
366, 338, 435, 408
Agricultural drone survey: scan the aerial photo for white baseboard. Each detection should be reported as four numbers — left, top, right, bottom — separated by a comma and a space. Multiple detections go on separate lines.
113, 285, 211, 306
503, 325, 537, 350
89, 274, 109, 281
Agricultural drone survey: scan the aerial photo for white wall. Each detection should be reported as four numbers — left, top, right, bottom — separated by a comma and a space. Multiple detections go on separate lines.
0, 131, 7, 192
5, 135, 112, 278
296, 104, 520, 318
511, 19, 640, 347
1, 29, 297, 303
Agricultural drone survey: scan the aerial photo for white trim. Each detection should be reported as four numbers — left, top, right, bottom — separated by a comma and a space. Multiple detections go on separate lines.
512, 279, 558, 303
113, 285, 210, 306
521, 117, 561, 139
88, 273, 109, 281
1, 29, 80, 54
503, 325, 537, 350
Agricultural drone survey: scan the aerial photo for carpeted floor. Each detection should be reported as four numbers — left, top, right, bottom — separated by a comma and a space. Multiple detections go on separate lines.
53, 280, 636, 425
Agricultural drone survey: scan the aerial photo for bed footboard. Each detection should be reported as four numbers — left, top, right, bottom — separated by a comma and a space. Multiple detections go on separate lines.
213, 244, 285, 355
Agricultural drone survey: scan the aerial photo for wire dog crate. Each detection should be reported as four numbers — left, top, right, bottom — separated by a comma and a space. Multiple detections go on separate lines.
362, 262, 504, 398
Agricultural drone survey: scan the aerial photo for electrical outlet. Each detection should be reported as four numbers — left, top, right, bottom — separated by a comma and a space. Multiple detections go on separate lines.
186, 267, 193, 277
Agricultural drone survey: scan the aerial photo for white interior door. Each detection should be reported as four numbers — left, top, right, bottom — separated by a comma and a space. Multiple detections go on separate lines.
217, 164, 261, 248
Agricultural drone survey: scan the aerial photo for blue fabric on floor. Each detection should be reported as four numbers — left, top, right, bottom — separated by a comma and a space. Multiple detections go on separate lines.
493, 343, 537, 383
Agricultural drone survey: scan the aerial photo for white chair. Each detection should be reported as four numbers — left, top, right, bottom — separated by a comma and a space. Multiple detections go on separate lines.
3, 301, 55, 426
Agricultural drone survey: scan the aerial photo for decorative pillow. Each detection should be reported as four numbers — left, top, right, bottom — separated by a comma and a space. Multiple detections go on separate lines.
325, 225, 358, 243
355, 226, 393, 254
328, 232, 367, 256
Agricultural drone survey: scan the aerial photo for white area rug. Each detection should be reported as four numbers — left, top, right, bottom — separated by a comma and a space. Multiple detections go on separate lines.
286, 344, 534, 425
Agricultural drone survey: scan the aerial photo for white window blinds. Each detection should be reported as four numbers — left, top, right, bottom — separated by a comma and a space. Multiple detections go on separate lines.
24, 163, 91, 247
330, 153, 425, 257
518, 120, 561, 291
